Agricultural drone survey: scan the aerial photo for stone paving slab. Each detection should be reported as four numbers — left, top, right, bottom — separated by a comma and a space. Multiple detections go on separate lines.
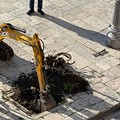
0, 0, 120, 120
98, 109, 120, 120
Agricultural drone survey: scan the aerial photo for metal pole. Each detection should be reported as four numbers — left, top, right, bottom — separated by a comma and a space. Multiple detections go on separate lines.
106, 0, 120, 49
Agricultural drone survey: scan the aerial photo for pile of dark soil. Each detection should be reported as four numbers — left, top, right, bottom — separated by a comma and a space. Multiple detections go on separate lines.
11, 52, 90, 114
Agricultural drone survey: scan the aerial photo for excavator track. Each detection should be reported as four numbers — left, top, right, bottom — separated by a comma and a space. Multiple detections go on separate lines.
0, 41, 14, 61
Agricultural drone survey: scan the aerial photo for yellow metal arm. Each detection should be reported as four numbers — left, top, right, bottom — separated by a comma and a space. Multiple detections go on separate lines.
0, 23, 45, 91
0, 23, 32, 43
32, 34, 45, 91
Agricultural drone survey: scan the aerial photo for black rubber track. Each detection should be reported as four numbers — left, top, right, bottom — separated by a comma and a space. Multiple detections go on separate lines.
0, 41, 14, 60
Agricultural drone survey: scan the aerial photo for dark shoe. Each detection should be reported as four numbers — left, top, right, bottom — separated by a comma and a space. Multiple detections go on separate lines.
37, 10, 45, 15
27, 10, 34, 15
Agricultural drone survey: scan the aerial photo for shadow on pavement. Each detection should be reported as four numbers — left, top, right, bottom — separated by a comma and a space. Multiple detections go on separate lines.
48, 91, 114, 120
0, 54, 34, 120
0, 55, 35, 85
33, 13, 107, 47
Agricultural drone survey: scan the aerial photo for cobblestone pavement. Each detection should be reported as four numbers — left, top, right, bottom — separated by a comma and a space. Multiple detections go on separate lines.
0, 0, 120, 120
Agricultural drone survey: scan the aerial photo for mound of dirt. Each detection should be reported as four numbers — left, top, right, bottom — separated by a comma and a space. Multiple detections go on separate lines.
11, 52, 90, 113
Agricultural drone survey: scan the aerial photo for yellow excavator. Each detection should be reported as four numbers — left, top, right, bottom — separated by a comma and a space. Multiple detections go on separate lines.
0, 23, 56, 112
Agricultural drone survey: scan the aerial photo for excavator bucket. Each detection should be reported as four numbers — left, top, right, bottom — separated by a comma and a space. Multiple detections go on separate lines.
37, 92, 57, 112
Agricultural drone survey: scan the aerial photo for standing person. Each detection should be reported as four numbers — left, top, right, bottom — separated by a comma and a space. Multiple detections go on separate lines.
27, 0, 44, 15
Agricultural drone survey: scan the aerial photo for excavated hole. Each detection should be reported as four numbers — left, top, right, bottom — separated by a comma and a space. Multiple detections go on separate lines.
9, 53, 90, 114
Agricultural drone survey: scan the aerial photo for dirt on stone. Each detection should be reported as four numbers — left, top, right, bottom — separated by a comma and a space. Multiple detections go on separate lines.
11, 52, 90, 114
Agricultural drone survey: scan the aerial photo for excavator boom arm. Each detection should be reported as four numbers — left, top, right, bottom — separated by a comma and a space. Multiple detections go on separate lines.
0, 23, 45, 91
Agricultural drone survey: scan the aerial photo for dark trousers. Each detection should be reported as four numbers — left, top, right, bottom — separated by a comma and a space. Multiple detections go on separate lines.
30, 0, 43, 10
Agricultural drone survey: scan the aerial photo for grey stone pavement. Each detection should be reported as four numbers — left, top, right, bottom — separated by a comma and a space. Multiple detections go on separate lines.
0, 0, 120, 119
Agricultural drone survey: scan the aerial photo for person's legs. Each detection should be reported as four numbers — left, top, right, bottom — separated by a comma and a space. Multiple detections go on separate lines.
30, 0, 34, 10
38, 0, 42, 10
38, 0, 44, 15
27, 0, 34, 15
